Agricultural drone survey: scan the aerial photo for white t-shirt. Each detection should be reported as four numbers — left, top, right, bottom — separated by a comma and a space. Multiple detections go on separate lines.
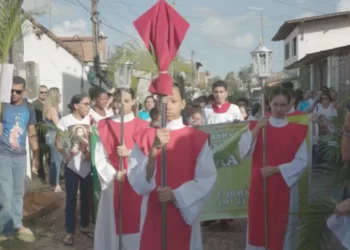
313, 103, 338, 134
57, 114, 91, 178
89, 108, 113, 122
201, 103, 242, 125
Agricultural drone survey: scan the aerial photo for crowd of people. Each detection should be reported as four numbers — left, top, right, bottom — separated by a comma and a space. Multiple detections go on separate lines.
0, 75, 349, 250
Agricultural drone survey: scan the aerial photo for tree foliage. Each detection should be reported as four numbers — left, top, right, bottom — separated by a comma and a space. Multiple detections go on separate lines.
106, 41, 192, 89
0, 1, 27, 63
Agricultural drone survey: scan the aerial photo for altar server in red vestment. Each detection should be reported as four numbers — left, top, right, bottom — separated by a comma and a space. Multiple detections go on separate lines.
127, 83, 217, 250
201, 80, 242, 125
93, 88, 149, 250
239, 87, 308, 250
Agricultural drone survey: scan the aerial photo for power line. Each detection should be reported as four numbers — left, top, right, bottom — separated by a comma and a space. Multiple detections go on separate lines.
75, 0, 91, 13
100, 20, 140, 40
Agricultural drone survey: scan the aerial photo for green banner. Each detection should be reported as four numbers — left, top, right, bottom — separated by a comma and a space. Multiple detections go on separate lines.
199, 114, 311, 221
91, 125, 100, 222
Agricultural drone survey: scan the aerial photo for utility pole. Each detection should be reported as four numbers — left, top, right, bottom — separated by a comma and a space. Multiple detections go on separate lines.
92, 0, 102, 86
49, 0, 52, 30
191, 50, 195, 86
248, 7, 264, 44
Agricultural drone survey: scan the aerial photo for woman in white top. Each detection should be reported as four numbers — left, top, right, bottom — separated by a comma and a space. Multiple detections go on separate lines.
312, 92, 337, 135
55, 93, 93, 246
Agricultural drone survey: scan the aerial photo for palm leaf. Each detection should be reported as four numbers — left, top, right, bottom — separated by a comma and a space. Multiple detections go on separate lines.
295, 197, 336, 250
0, 1, 26, 63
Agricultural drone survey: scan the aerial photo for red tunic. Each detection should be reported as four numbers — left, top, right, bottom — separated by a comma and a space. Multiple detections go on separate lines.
97, 117, 149, 235
248, 121, 308, 250
212, 101, 230, 113
134, 127, 209, 250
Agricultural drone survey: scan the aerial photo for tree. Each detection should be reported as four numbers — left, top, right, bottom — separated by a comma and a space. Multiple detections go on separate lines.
225, 71, 239, 94
106, 41, 192, 88
238, 64, 253, 99
0, 1, 27, 64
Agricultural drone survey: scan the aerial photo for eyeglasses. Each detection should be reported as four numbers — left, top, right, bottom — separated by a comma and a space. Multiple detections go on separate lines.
40, 91, 47, 94
11, 89, 23, 95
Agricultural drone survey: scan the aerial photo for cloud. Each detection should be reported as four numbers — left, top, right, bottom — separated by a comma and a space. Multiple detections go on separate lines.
200, 18, 237, 38
337, 0, 350, 12
22, 0, 75, 17
22, 0, 48, 11
191, 6, 255, 49
52, 19, 89, 36
296, 11, 317, 18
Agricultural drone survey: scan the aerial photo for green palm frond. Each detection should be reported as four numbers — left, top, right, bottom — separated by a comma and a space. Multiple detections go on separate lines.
36, 123, 70, 140
0, 1, 26, 63
106, 40, 192, 86
295, 197, 336, 250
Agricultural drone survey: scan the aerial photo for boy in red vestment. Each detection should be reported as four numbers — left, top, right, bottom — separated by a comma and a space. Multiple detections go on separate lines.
239, 87, 308, 250
93, 89, 149, 250
126, 84, 217, 250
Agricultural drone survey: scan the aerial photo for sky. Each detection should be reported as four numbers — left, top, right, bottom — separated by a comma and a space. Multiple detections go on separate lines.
22, 0, 350, 78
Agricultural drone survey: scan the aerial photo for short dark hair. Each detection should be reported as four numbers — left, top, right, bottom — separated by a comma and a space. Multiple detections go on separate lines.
173, 83, 185, 100
114, 88, 135, 101
282, 87, 295, 99
68, 93, 89, 111
150, 107, 159, 118
13, 76, 26, 89
281, 81, 294, 90
208, 94, 215, 101
236, 97, 249, 106
212, 80, 227, 91
269, 87, 292, 103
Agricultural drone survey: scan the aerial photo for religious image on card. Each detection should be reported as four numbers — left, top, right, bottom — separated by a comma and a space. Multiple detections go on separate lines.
61, 124, 91, 158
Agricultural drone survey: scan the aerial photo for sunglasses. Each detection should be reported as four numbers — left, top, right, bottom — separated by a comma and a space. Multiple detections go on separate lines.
11, 89, 23, 95
40, 91, 47, 94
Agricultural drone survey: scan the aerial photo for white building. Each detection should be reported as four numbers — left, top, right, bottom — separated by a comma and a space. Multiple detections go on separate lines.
16, 14, 108, 114
272, 11, 350, 92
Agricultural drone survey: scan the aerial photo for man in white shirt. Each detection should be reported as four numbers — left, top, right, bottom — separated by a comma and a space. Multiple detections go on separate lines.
201, 80, 242, 125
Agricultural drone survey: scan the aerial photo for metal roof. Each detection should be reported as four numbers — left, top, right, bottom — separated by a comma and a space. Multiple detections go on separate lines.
272, 11, 350, 41
285, 44, 350, 70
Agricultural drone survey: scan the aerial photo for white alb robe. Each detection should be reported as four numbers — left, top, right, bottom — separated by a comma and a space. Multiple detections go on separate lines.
127, 118, 217, 250
201, 103, 242, 125
239, 117, 308, 250
94, 114, 147, 250
327, 215, 350, 249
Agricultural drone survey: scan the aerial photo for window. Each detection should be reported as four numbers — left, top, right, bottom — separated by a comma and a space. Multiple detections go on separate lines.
285, 42, 290, 60
292, 37, 297, 56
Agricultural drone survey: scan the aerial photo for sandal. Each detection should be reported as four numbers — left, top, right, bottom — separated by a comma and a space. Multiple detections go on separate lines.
62, 233, 74, 245
80, 228, 94, 239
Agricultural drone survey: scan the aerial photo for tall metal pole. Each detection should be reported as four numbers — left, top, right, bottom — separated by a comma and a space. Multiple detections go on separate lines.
160, 95, 167, 250
191, 50, 195, 85
49, 0, 52, 30
260, 10, 264, 44
261, 77, 269, 250
92, 0, 101, 87
118, 90, 125, 250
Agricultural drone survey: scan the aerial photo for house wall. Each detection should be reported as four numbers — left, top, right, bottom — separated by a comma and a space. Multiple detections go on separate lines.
22, 21, 90, 115
284, 26, 300, 67
284, 16, 350, 68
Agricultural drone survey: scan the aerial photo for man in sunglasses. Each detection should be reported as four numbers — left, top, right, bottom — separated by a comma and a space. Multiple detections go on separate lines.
0, 76, 39, 240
